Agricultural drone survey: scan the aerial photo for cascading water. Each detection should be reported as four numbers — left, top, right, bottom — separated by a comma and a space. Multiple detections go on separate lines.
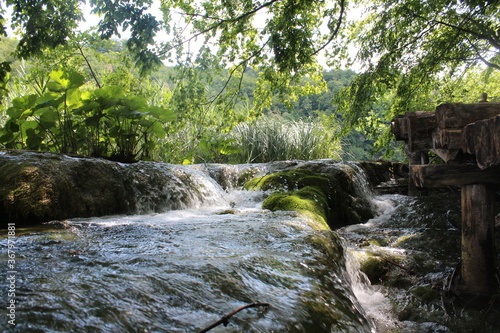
1, 161, 390, 333
3, 157, 478, 333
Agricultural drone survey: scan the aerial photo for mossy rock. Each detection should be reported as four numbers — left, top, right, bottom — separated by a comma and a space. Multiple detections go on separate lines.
412, 285, 440, 303
245, 168, 375, 228
263, 186, 330, 230
0, 153, 130, 226
359, 256, 389, 284
244, 168, 322, 191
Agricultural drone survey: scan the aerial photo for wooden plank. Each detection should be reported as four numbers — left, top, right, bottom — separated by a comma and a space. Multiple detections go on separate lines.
461, 184, 497, 295
435, 102, 500, 129
410, 164, 500, 188
391, 115, 409, 141
462, 115, 500, 169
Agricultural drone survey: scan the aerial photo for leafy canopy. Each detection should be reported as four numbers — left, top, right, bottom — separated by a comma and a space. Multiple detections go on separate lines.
1, 0, 499, 136
337, 0, 500, 128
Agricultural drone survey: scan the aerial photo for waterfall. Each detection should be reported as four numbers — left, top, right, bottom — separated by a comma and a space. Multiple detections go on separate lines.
2, 153, 414, 332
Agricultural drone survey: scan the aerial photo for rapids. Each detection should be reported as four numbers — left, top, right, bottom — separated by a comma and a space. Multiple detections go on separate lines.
1, 185, 377, 332
3, 158, 495, 332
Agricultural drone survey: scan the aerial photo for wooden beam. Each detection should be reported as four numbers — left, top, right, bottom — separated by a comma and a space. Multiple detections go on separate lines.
408, 111, 435, 152
435, 102, 500, 129
391, 115, 409, 141
461, 184, 497, 295
432, 128, 462, 150
429, 148, 460, 164
410, 164, 500, 188
462, 115, 500, 169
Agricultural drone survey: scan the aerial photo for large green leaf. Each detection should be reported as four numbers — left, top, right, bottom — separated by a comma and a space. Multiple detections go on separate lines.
150, 121, 166, 139
35, 107, 59, 127
48, 70, 85, 92
36, 93, 64, 109
65, 88, 84, 110
7, 95, 37, 118
93, 86, 124, 102
148, 105, 176, 122
123, 96, 148, 111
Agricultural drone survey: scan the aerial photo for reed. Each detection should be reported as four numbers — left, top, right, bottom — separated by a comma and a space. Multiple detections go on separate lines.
227, 115, 342, 163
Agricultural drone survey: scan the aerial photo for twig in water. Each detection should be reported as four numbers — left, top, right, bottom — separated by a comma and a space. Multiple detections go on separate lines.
198, 302, 270, 333
383, 257, 418, 275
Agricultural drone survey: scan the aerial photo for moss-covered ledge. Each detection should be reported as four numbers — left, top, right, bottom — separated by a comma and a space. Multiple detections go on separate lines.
244, 168, 376, 229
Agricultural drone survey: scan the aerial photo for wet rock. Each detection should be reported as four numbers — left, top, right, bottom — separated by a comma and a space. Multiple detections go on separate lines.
244, 165, 378, 228
0, 151, 401, 228
0, 151, 129, 226
0, 151, 221, 227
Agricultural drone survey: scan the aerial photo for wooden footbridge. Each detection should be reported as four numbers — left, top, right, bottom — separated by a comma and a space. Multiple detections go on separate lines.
392, 95, 500, 295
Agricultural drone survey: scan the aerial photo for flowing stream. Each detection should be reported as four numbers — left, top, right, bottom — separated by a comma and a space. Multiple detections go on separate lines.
1, 161, 460, 332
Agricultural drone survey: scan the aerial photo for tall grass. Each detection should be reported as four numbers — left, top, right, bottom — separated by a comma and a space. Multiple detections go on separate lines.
226, 115, 342, 163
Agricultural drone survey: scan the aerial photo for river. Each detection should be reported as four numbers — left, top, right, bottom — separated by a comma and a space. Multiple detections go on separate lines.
2, 160, 494, 332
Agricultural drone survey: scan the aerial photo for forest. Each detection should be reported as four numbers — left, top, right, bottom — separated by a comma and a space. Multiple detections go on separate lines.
0, 0, 499, 164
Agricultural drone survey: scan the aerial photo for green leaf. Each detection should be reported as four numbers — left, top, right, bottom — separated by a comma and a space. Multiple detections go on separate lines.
36, 93, 63, 109
148, 105, 176, 122
37, 108, 59, 126
7, 95, 37, 118
8, 121, 20, 133
66, 88, 84, 109
48, 70, 85, 91
150, 121, 166, 139
94, 86, 124, 101
124, 96, 148, 110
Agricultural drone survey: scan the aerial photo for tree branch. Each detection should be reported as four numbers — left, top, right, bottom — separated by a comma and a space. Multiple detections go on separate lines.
312, 0, 346, 56
77, 44, 102, 88
465, 36, 500, 71
207, 41, 268, 105
159, 0, 281, 56
198, 303, 270, 333
411, 10, 500, 51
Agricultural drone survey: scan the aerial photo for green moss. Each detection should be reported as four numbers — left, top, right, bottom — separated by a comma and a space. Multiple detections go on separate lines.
244, 167, 375, 228
0, 162, 56, 220
236, 169, 259, 187
244, 169, 325, 191
412, 285, 439, 302
263, 186, 330, 230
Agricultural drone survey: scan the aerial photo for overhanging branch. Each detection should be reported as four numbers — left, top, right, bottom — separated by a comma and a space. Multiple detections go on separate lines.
159, 0, 281, 57
312, 0, 346, 56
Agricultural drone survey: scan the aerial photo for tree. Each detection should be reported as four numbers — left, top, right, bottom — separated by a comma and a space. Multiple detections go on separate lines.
336, 0, 500, 129
1, 0, 499, 149
1, 0, 345, 101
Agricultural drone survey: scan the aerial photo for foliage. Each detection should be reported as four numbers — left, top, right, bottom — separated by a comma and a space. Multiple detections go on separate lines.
337, 0, 500, 128
224, 115, 342, 163
0, 70, 175, 162
1, 1, 500, 154
6, 0, 83, 58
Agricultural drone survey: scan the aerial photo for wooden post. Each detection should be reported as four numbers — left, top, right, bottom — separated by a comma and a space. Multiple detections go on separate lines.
461, 184, 497, 295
